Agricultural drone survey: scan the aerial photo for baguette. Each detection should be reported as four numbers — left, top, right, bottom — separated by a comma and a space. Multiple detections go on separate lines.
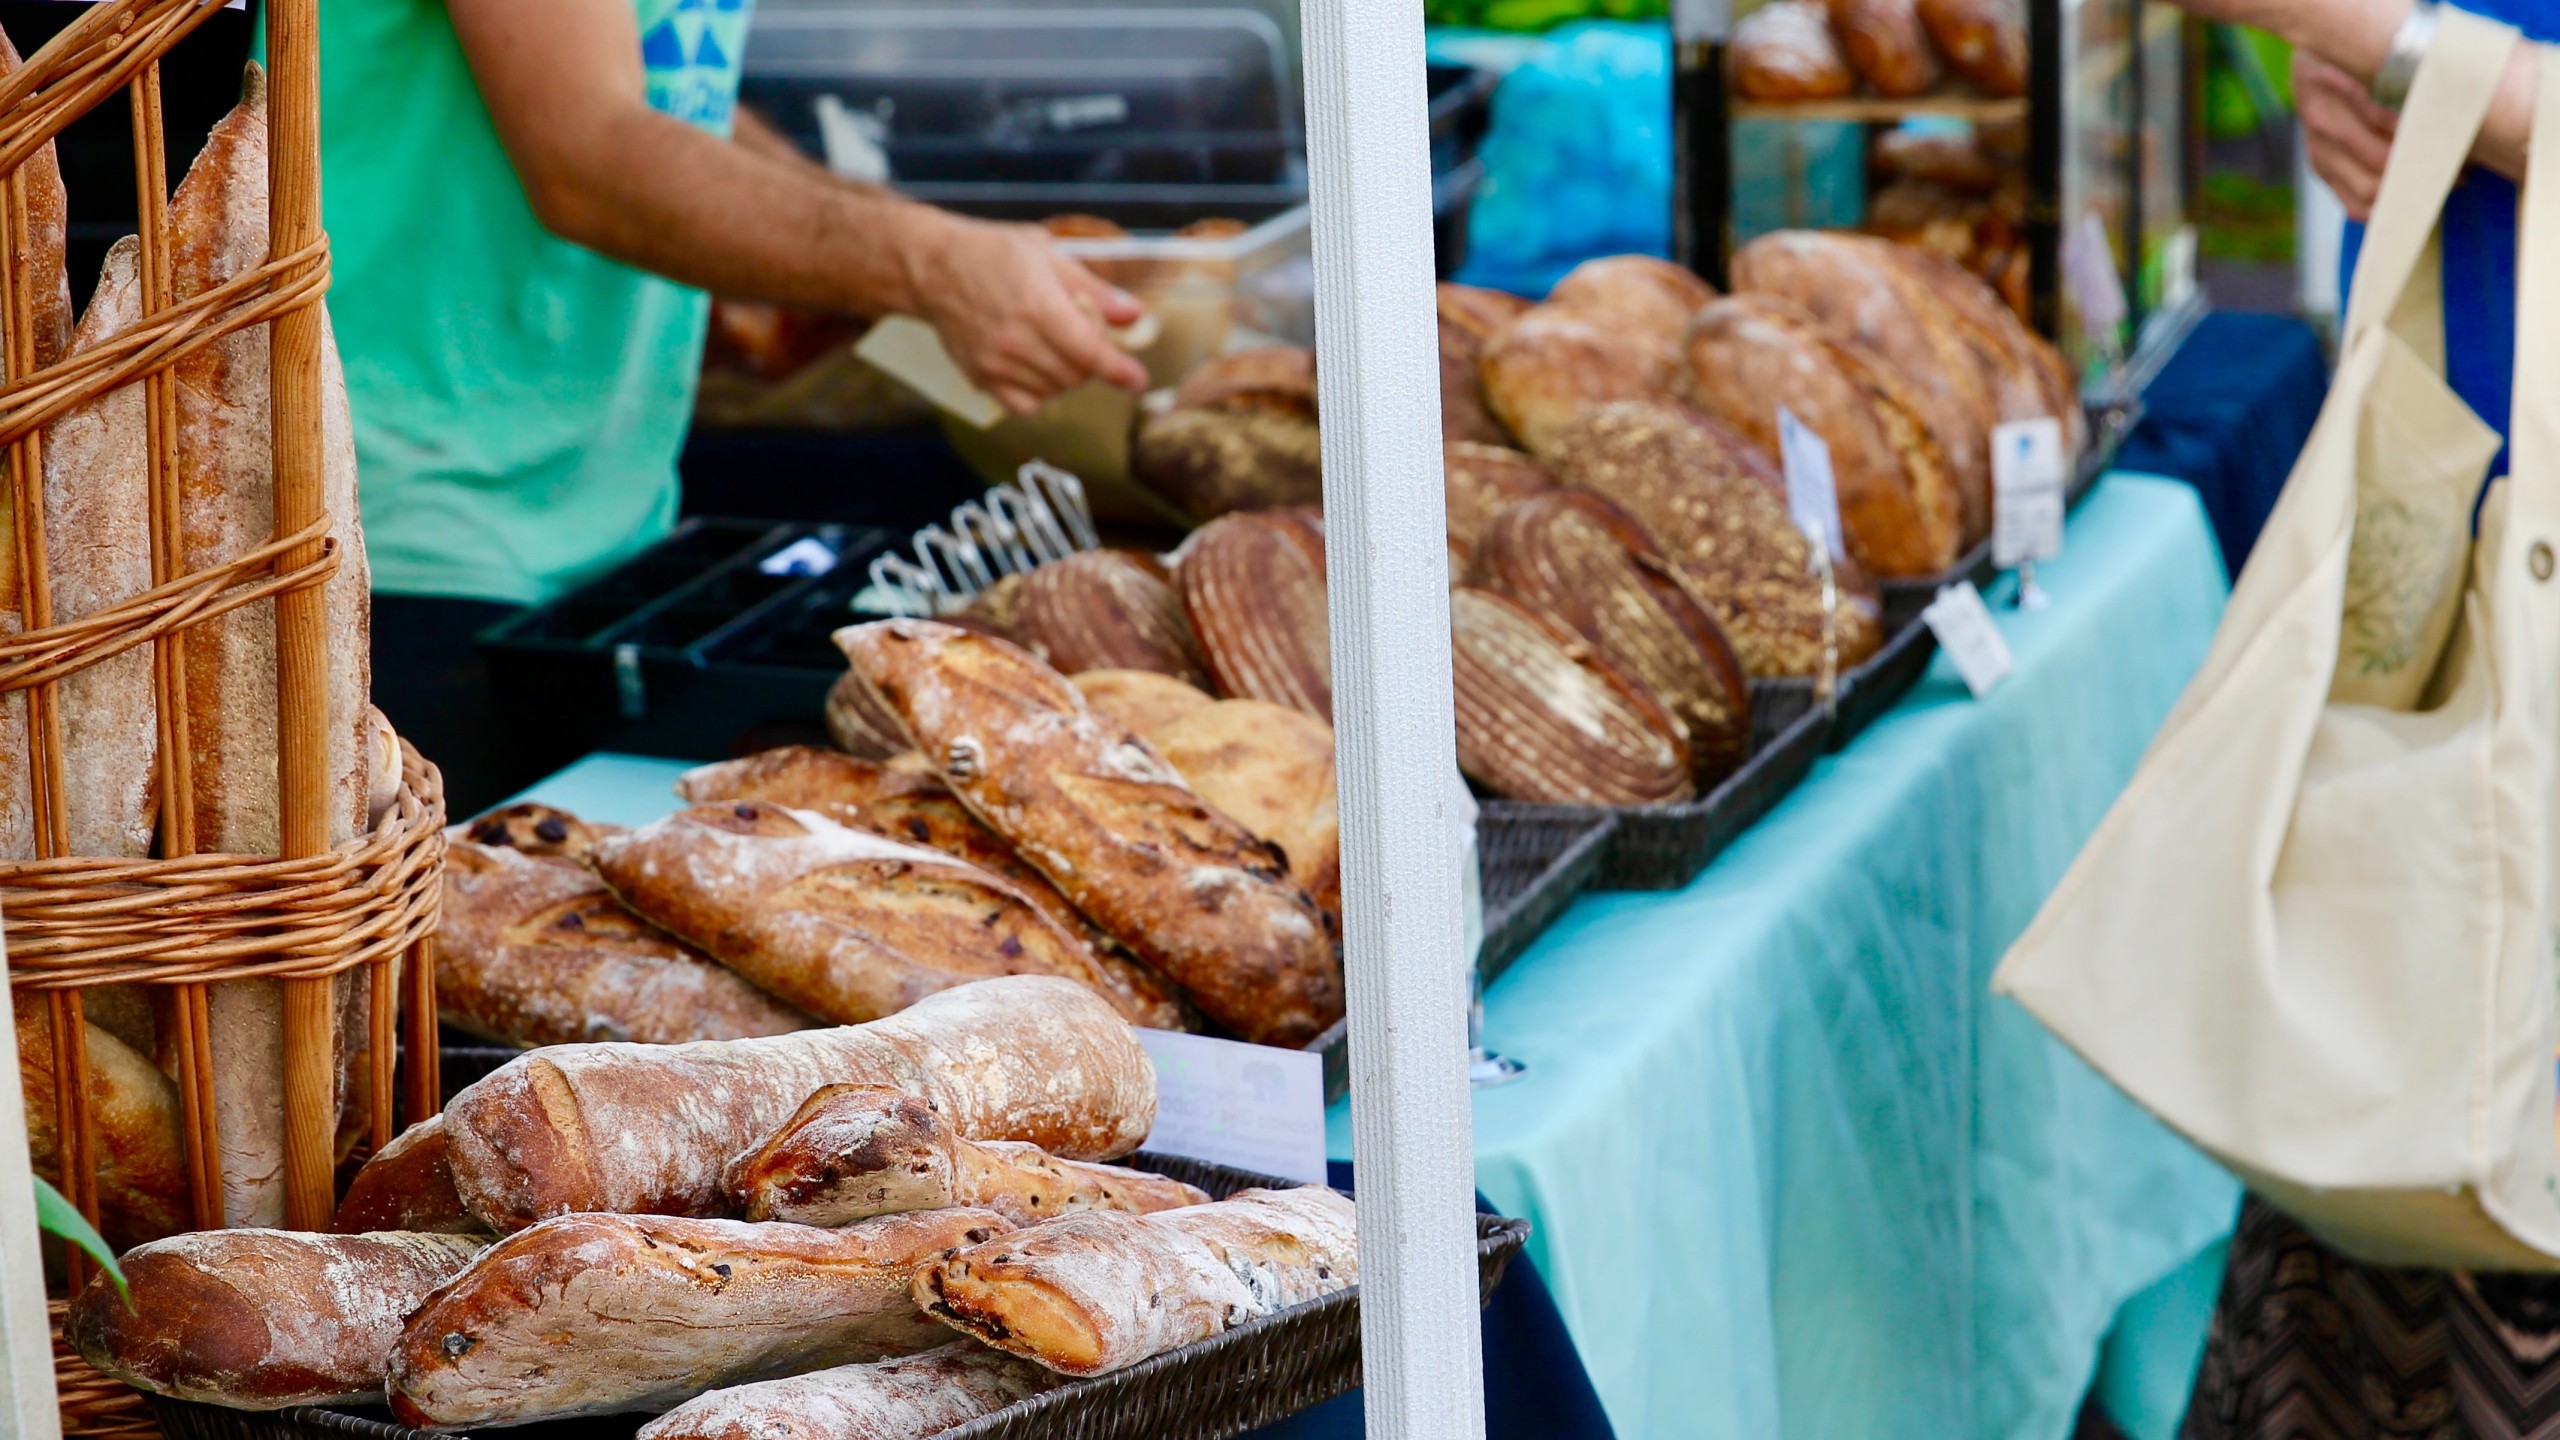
591, 802, 1158, 1027
16, 1004, 189, 1251
454, 800, 624, 863
826, 668, 911, 759
389, 1208, 1012, 1426
836, 620, 1343, 1047
0, 23, 71, 864
636, 1344, 1061, 1440
725, 1083, 1207, 1227
438, 837, 812, 1048
440, 975, 1157, 1232
914, 1186, 1358, 1375
332, 1116, 482, 1235
66, 1229, 485, 1408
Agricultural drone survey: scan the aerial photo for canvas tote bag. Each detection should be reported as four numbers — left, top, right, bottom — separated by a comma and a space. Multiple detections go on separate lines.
1994, 13, 2560, 1269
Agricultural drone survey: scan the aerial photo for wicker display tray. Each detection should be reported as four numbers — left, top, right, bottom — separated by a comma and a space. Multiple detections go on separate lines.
143, 1156, 1530, 1440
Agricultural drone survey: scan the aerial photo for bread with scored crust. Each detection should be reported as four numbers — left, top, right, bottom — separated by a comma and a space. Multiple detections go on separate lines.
1179, 508, 1332, 721
1012, 549, 1208, 684
1443, 442, 1556, 563
1829, 0, 1943, 96
333, 1117, 482, 1235
1450, 586, 1694, 805
1545, 255, 1718, 353
1478, 304, 1676, 458
1070, 669, 1215, 739
1918, 0, 2028, 95
636, 1345, 1062, 1440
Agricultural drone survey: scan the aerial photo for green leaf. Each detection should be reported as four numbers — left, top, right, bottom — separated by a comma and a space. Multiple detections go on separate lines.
34, 1177, 128, 1304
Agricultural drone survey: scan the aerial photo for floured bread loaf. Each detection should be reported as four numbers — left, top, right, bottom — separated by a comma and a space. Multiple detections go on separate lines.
1479, 304, 1676, 458
724, 1083, 1206, 1226
441, 976, 1157, 1231
1450, 585, 1693, 805
1544, 254, 1719, 353
333, 1116, 481, 1236
676, 746, 943, 819
454, 800, 624, 863
637, 1345, 1061, 1440
826, 667, 912, 758
1474, 490, 1753, 785
1071, 668, 1215, 739
1151, 698, 1341, 920
837, 620, 1343, 1047
1012, 549, 1209, 685
1179, 508, 1332, 721
914, 1186, 1359, 1376
1131, 348, 1322, 522
1443, 442, 1555, 563
1732, 0, 1856, 100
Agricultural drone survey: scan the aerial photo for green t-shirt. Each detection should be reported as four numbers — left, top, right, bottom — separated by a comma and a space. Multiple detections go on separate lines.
302, 0, 754, 603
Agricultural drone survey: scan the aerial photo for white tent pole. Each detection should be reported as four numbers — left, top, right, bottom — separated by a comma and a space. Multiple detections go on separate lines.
1299, 4, 1486, 1440
0, 926, 65, 1440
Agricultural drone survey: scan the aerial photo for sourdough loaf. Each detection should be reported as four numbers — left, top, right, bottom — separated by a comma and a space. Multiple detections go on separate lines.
1437, 282, 1532, 347
440, 975, 1158, 1231
1828, 0, 1943, 95
1873, 241, 2080, 450
1474, 490, 1753, 785
1179, 508, 1332, 721
1151, 698, 1341, 920
1012, 550, 1209, 684
1544, 255, 1719, 352
16, 1004, 188, 1251
636, 1344, 1062, 1440
333, 1116, 480, 1235
390, 1208, 1009, 1426
1131, 348, 1322, 522
1070, 668, 1216, 739
1731, 0, 1856, 100
1443, 441, 1556, 563
1437, 283, 1531, 447
724, 1083, 1207, 1227
1450, 585, 1694, 805
915, 1186, 1359, 1375
1478, 304, 1676, 458
837, 620, 1343, 1046
0, 24, 70, 864
439, 837, 812, 1048
67, 1229, 484, 1408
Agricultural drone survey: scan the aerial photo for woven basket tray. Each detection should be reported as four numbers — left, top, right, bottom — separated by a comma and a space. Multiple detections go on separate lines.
141, 1155, 1530, 1440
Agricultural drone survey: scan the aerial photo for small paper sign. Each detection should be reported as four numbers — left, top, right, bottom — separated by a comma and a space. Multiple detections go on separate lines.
1924, 582, 2015, 699
1778, 406, 1845, 561
2062, 214, 2130, 336
1135, 1029, 1329, 1184
1992, 417, 2067, 570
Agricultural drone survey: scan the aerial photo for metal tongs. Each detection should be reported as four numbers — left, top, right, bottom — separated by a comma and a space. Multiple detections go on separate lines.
863, 461, 1100, 617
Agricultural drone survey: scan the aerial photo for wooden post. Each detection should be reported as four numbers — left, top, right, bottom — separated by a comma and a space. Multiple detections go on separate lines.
1297, 3, 1487, 1439
262, 0, 336, 1232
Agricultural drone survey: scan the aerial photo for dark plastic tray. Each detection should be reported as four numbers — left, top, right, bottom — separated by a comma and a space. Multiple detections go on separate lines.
145, 1156, 1528, 1440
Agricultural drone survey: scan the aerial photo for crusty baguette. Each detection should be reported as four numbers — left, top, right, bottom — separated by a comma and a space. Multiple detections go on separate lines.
1150, 699, 1340, 921
725, 1084, 1207, 1227
441, 975, 1158, 1232
452, 800, 624, 863
389, 1208, 1012, 1426
591, 802, 1158, 1027
636, 1344, 1060, 1440
173, 71, 373, 1226
1069, 669, 1215, 739
836, 620, 1343, 1047
333, 1116, 482, 1235
16, 1003, 189, 1251
439, 837, 811, 1048
826, 667, 911, 759
676, 746, 942, 816
914, 1186, 1358, 1375
66, 1229, 485, 1408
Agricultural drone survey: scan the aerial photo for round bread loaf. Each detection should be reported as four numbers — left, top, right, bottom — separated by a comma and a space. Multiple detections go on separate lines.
1827, 0, 1943, 97
1731, 0, 1856, 101
1438, 282, 1533, 347
1172, 346, 1315, 412
1544, 255, 1719, 354
1473, 490, 1753, 786
1179, 509, 1332, 721
1437, 284, 1533, 446
1871, 241, 2081, 452
1479, 305, 1677, 458
1732, 230, 2000, 545
1546, 401, 1883, 678
1449, 586, 1693, 806
1132, 349, 1322, 523
1444, 442, 1556, 562
1013, 550, 1210, 685
1679, 294, 1964, 577
1071, 669, 1216, 739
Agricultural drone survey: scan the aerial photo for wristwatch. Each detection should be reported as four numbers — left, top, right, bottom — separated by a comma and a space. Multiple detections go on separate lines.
2370, 1, 2441, 111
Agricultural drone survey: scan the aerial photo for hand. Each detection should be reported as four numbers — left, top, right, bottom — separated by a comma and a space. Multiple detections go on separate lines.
2296, 48, 2397, 221
903, 213, 1150, 415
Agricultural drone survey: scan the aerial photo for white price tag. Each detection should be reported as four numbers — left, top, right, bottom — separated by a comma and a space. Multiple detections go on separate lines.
1777, 406, 1845, 561
1924, 582, 2015, 699
1991, 417, 2067, 569
2062, 213, 2129, 336
1135, 1030, 1328, 1184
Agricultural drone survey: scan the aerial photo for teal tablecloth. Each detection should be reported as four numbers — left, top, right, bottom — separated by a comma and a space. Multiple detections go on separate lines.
511, 474, 2242, 1440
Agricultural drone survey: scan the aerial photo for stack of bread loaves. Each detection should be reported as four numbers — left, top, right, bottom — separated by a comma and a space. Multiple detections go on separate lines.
65, 976, 1365, 1436
1730, 0, 2026, 103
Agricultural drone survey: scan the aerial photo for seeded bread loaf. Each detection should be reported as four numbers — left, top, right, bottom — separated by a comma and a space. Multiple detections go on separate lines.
1449, 586, 1694, 805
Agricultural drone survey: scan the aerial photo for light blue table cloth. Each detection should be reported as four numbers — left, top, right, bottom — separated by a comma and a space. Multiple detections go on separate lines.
513, 474, 2243, 1440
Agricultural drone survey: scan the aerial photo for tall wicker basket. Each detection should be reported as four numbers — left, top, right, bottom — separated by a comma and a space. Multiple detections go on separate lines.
0, 4, 446, 1435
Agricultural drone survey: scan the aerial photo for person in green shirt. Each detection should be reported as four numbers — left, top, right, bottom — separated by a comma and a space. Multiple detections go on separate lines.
317, 0, 1148, 807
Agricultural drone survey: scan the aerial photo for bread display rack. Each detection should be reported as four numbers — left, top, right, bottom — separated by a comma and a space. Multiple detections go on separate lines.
0, 2, 444, 1433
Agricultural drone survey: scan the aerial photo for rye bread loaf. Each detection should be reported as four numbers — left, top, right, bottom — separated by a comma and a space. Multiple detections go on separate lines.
16, 1004, 188, 1251
724, 1084, 1207, 1227
438, 837, 812, 1048
1449, 585, 1694, 805
1178, 508, 1332, 721
440, 975, 1158, 1231
1732, 230, 2001, 544
454, 801, 625, 863
1544, 401, 1884, 677
1474, 490, 1753, 785
1828, 0, 1943, 96
1150, 698, 1341, 920
914, 1186, 1359, 1376
333, 1117, 481, 1236
1131, 348, 1322, 523
636, 1344, 1062, 1440
1443, 442, 1556, 563
1679, 294, 1965, 577
1731, 0, 1856, 101
836, 620, 1343, 1047
1069, 668, 1215, 739
66, 1229, 485, 1408
0, 24, 71, 864
592, 802, 1157, 1028
1478, 304, 1677, 458
389, 1208, 1009, 1426
1544, 255, 1719, 353
1012, 549, 1208, 684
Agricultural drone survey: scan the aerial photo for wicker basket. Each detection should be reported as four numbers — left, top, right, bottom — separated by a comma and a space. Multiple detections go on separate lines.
0, 4, 445, 1434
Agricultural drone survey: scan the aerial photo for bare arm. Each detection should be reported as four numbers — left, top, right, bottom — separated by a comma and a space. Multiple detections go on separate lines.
445, 0, 1146, 412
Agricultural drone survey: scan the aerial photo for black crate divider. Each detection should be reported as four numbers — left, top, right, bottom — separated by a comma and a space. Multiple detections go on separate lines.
145, 1157, 1529, 1440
